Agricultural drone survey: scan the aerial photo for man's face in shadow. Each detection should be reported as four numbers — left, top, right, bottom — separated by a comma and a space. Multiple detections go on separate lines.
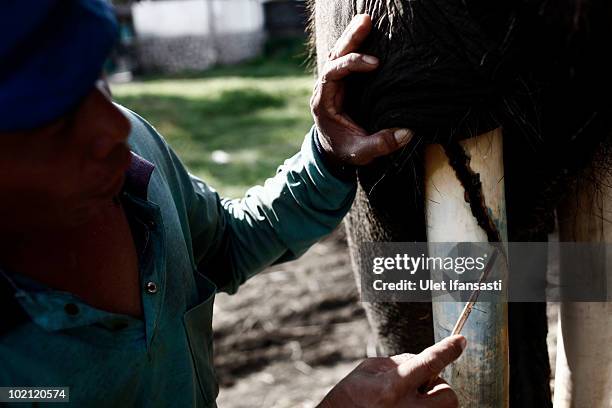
0, 84, 132, 234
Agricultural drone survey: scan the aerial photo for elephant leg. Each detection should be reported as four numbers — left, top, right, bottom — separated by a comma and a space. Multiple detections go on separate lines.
504, 234, 551, 407
359, 301, 434, 356
508, 302, 552, 407
345, 175, 434, 355
554, 151, 612, 408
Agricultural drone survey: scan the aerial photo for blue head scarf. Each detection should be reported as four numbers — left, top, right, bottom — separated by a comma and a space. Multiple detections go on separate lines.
0, 0, 118, 132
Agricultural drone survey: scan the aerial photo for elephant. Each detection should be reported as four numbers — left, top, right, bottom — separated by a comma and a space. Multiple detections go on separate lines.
308, 0, 612, 407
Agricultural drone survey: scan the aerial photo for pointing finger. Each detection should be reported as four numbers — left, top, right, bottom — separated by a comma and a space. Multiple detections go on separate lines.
389, 353, 416, 365
392, 335, 467, 390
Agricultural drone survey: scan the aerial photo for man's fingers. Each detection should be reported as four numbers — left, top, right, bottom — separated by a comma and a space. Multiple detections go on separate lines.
389, 353, 415, 365
322, 53, 379, 83
420, 382, 459, 408
349, 128, 413, 165
316, 53, 378, 118
421, 377, 450, 396
329, 14, 373, 60
395, 335, 467, 389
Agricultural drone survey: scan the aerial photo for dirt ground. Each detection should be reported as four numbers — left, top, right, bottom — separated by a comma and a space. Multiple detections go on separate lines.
212, 227, 560, 407
212, 228, 370, 407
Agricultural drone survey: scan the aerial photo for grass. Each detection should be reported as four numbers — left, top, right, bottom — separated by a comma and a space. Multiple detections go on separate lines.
111, 39, 315, 198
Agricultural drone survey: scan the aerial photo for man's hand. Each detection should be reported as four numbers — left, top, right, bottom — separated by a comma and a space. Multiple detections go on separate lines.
310, 14, 413, 166
318, 335, 467, 408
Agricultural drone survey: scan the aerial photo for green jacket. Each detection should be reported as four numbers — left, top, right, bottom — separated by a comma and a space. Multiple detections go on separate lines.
0, 107, 356, 407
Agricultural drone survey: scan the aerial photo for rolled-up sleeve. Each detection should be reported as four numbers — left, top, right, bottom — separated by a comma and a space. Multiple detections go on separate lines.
187, 126, 357, 294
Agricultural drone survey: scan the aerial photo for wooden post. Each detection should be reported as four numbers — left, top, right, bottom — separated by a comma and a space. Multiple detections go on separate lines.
554, 158, 612, 407
424, 128, 509, 407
